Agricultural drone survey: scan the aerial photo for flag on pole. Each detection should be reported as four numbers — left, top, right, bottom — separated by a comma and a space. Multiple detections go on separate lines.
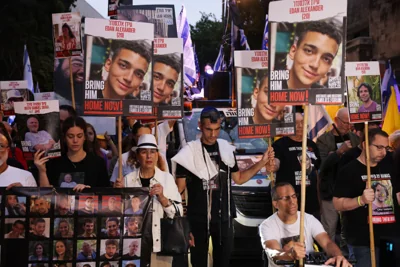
308, 105, 333, 142
177, 5, 196, 86
262, 15, 269, 50
23, 45, 34, 93
213, 45, 226, 71
239, 29, 250, 50
381, 60, 400, 117
382, 81, 400, 136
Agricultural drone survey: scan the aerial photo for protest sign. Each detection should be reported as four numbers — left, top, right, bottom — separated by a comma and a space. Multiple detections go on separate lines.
268, 0, 347, 105
118, 5, 178, 38
0, 81, 29, 116
235, 50, 295, 138
82, 116, 116, 135
0, 187, 152, 267
34, 92, 55, 101
83, 18, 154, 116
345, 62, 382, 123
54, 56, 84, 115
52, 12, 83, 58
154, 38, 184, 119
14, 100, 61, 160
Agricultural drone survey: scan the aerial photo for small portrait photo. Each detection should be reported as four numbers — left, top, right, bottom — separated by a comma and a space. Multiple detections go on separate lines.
4, 218, 26, 239
55, 194, 75, 216
237, 158, 253, 171
5, 195, 27, 216
101, 195, 122, 215
29, 195, 52, 216
76, 263, 96, 267
123, 216, 142, 237
52, 263, 72, 267
28, 241, 50, 261
77, 195, 99, 215
29, 218, 50, 239
58, 172, 84, 188
100, 217, 121, 238
372, 180, 394, 215
76, 240, 97, 261
100, 239, 121, 261
53, 240, 73, 261
297, 152, 313, 175
122, 239, 141, 259
347, 76, 382, 114
122, 260, 140, 267
1, 89, 28, 113
54, 218, 74, 238
77, 218, 97, 238
124, 195, 147, 215
100, 261, 119, 267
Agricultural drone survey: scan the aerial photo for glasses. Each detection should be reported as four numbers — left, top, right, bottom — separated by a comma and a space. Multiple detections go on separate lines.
370, 144, 392, 152
0, 144, 9, 151
275, 193, 298, 201
337, 117, 351, 125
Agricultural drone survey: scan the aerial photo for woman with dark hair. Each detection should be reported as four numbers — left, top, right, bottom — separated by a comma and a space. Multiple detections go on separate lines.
53, 240, 73, 261
54, 219, 73, 238
0, 122, 27, 169
56, 23, 77, 52
5, 195, 26, 216
34, 116, 109, 190
29, 242, 49, 261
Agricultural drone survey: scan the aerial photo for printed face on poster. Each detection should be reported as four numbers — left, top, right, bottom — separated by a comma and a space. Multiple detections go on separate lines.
83, 18, 154, 116
154, 38, 184, 119
0, 81, 29, 116
235, 50, 295, 138
345, 62, 382, 123
268, 0, 347, 105
14, 100, 61, 160
52, 12, 83, 58
118, 5, 178, 38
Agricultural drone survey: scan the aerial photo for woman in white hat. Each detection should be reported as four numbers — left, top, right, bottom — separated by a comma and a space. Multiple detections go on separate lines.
114, 134, 182, 267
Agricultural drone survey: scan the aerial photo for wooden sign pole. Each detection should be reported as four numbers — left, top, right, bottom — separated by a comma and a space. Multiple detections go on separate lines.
69, 57, 76, 109
118, 116, 123, 182
268, 137, 276, 214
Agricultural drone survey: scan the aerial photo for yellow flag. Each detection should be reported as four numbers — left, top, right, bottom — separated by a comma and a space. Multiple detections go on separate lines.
382, 87, 400, 136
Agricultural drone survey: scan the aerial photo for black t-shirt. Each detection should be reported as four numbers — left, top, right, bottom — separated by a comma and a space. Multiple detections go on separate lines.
338, 146, 362, 171
333, 159, 397, 246
140, 177, 151, 188
334, 135, 344, 149
273, 137, 321, 214
176, 142, 239, 224
46, 152, 109, 188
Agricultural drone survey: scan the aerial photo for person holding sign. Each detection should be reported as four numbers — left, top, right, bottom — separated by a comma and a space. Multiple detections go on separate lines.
153, 54, 181, 105
333, 129, 396, 267
34, 116, 109, 190
259, 182, 352, 267
284, 21, 342, 90
172, 107, 275, 267
114, 134, 182, 267
357, 83, 378, 113
101, 40, 152, 100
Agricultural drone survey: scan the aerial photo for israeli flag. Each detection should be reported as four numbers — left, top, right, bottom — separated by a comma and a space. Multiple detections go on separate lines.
23, 45, 34, 92
262, 15, 269, 50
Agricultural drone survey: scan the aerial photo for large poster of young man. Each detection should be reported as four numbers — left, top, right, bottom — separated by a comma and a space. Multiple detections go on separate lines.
14, 100, 61, 160
345, 61, 382, 123
83, 18, 154, 116
118, 5, 178, 38
52, 12, 83, 58
268, 0, 347, 105
0, 81, 29, 116
153, 38, 183, 119
235, 50, 295, 138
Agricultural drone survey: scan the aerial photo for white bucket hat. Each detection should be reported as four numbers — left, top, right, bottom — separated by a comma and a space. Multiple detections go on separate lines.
6, 89, 23, 101
132, 134, 158, 152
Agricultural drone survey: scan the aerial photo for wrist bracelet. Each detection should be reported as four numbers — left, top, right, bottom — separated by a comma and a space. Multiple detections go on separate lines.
357, 196, 363, 206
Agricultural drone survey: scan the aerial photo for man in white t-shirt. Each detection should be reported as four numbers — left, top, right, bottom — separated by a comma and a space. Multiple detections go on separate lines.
259, 182, 351, 267
0, 133, 37, 188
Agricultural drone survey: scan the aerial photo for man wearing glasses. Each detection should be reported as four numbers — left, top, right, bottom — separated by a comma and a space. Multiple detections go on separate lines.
333, 128, 396, 267
259, 182, 352, 267
270, 109, 321, 218
172, 106, 275, 267
316, 108, 359, 242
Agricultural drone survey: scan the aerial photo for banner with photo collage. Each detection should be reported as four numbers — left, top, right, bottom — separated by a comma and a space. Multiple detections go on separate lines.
0, 187, 152, 267
83, 18, 154, 117
268, 0, 347, 105
235, 50, 295, 138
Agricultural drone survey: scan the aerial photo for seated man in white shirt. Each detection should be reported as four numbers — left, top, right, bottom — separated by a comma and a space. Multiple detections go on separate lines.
259, 182, 351, 267
0, 133, 37, 188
